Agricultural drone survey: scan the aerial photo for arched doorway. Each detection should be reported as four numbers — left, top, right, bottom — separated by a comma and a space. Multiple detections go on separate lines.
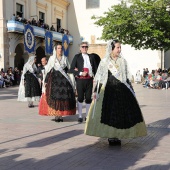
36, 46, 45, 65
15, 43, 24, 71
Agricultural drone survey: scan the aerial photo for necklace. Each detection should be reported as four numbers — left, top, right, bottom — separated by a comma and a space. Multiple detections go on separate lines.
110, 56, 119, 70
57, 56, 62, 63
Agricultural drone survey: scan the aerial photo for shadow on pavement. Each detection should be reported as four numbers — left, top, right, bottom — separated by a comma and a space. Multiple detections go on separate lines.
26, 130, 84, 148
0, 123, 79, 145
0, 118, 169, 170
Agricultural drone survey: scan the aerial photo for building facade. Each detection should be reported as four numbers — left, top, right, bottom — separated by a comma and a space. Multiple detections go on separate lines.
67, 0, 170, 76
0, 0, 169, 75
0, 0, 71, 71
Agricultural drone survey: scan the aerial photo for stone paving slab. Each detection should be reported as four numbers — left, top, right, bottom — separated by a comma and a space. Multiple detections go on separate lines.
0, 84, 170, 170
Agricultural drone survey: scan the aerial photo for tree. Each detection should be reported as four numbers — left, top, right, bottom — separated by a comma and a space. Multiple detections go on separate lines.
92, 0, 170, 51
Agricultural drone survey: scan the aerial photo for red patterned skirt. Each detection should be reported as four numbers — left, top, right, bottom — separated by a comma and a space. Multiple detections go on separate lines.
39, 69, 76, 116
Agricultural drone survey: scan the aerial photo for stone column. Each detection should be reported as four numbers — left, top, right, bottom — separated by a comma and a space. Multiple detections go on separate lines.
0, 0, 5, 69
0, 0, 9, 71
9, 52, 16, 68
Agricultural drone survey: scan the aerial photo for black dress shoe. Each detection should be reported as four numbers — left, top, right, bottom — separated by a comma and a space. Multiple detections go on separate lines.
59, 118, 63, 122
55, 117, 60, 122
55, 117, 63, 122
85, 117, 87, 122
78, 118, 83, 123
55, 119, 60, 122
108, 138, 121, 146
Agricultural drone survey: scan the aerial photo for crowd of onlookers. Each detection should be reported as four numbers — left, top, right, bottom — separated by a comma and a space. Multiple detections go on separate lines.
11, 14, 71, 35
0, 67, 21, 88
134, 68, 170, 90
1, 66, 170, 90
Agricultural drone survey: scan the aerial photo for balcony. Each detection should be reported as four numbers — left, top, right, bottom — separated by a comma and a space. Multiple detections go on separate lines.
7, 20, 73, 44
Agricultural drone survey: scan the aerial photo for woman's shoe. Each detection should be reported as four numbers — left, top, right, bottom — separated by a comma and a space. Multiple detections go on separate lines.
55, 117, 60, 122
55, 117, 63, 122
108, 138, 121, 146
59, 118, 63, 122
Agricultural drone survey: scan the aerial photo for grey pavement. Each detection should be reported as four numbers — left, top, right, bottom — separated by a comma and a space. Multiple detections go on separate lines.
0, 84, 169, 170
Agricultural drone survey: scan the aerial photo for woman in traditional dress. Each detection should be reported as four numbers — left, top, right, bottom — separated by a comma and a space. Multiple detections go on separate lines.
39, 44, 76, 122
84, 40, 147, 145
18, 56, 41, 107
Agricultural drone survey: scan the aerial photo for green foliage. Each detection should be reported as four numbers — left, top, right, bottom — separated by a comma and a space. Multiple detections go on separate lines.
92, 0, 170, 51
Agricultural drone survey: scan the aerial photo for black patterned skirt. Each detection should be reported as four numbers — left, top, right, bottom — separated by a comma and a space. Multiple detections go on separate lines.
84, 71, 147, 139
101, 71, 144, 129
25, 72, 41, 98
45, 69, 76, 116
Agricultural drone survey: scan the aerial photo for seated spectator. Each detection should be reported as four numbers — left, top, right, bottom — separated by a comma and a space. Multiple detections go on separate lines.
1, 68, 5, 76
149, 77, 156, 88
152, 73, 162, 88
7, 70, 15, 86
0, 72, 5, 88
163, 75, 170, 89
158, 73, 169, 89
3, 73, 11, 87
143, 73, 152, 88
50, 25, 55, 31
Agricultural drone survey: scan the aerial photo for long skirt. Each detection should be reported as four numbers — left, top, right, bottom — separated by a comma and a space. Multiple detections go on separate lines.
24, 72, 41, 101
39, 69, 76, 116
85, 71, 147, 139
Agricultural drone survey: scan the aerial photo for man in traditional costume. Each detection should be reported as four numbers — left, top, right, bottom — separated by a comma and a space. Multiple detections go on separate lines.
85, 40, 147, 145
68, 42, 100, 123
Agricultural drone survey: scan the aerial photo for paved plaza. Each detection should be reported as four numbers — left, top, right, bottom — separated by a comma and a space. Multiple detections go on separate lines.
0, 84, 169, 170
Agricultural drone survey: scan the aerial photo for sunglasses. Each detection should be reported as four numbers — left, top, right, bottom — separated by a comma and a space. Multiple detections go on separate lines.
81, 46, 88, 48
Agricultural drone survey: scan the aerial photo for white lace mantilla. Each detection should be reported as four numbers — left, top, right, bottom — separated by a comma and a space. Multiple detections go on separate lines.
18, 56, 40, 102
43, 48, 76, 93
93, 57, 134, 96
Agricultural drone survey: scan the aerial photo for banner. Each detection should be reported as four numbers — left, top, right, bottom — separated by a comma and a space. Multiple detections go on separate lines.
45, 31, 53, 55
62, 34, 69, 57
24, 24, 35, 53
